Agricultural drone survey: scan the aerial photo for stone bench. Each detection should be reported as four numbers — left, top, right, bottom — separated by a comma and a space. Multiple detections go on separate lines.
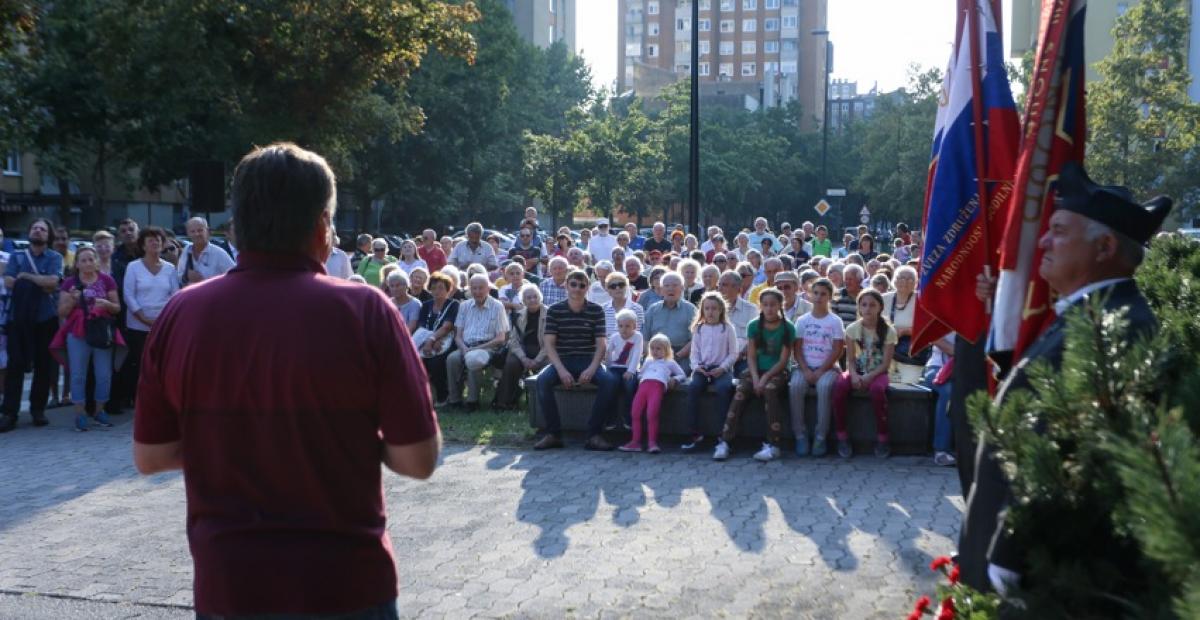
522, 376, 936, 455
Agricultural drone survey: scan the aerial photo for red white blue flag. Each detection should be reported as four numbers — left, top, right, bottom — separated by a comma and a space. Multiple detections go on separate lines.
991, 0, 1087, 360
913, 0, 1020, 351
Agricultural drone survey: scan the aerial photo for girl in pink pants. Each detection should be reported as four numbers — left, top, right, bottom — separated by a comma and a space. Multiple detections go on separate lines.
620, 334, 686, 454
832, 289, 897, 459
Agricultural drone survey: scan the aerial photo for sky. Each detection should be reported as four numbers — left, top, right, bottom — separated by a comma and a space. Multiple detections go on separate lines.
576, 0, 1014, 94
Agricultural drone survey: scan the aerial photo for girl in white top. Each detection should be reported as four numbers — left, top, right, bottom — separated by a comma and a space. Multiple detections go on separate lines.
124, 231, 180, 333
605, 310, 644, 429
395, 239, 428, 275
619, 334, 686, 454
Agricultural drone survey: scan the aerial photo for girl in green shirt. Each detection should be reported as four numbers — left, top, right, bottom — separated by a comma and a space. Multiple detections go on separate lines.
713, 289, 794, 463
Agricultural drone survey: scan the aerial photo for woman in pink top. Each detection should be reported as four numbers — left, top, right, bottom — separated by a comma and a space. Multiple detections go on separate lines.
50, 247, 126, 432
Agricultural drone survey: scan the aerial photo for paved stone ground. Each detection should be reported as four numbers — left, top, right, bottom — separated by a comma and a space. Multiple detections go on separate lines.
0, 408, 964, 618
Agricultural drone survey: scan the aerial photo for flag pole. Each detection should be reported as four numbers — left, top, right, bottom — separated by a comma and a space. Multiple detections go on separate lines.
966, 0, 994, 313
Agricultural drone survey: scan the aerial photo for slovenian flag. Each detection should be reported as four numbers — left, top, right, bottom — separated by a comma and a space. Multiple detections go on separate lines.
991, 0, 1087, 361
912, 0, 1019, 351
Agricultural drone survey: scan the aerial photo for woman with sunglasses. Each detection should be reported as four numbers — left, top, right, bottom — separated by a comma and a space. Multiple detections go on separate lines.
355, 239, 396, 286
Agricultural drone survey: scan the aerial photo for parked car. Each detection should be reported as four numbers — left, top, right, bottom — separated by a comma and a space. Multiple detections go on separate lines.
1179, 228, 1200, 243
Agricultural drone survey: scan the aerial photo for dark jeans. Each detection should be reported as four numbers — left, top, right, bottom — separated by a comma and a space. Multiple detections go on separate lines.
685, 366, 735, 435
111, 328, 147, 411
603, 365, 639, 425
2, 317, 58, 418
422, 347, 454, 403
196, 599, 398, 620
535, 355, 618, 437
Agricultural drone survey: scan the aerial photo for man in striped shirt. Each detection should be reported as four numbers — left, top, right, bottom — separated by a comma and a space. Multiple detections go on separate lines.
533, 269, 617, 451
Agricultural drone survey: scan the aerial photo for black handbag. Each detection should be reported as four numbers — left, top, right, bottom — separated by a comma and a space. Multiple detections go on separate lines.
76, 280, 115, 350
893, 335, 930, 366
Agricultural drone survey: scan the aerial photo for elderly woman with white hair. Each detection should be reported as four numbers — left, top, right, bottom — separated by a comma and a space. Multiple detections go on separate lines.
601, 271, 644, 336
691, 264, 721, 305
493, 283, 548, 410
497, 262, 527, 313
882, 265, 928, 382
588, 261, 614, 305
385, 269, 422, 333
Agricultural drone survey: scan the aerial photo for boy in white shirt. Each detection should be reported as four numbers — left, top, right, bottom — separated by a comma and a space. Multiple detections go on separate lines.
789, 278, 845, 457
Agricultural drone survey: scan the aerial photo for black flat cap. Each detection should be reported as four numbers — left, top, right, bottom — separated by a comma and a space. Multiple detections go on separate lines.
1055, 161, 1173, 244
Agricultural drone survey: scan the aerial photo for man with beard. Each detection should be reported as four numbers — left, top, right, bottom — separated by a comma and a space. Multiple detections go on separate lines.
0, 218, 64, 432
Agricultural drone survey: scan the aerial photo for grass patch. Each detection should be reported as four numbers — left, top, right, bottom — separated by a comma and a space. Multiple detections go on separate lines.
437, 406, 533, 446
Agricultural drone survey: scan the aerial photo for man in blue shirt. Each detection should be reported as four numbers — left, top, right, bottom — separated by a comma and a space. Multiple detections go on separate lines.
623, 222, 645, 250
0, 218, 65, 432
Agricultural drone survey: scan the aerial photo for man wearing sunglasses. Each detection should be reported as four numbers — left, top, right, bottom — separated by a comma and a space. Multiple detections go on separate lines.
507, 223, 544, 274
533, 270, 618, 451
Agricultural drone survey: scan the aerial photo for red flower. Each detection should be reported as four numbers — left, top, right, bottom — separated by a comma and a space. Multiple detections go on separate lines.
948, 565, 961, 585
930, 556, 953, 571
937, 597, 956, 620
914, 596, 932, 613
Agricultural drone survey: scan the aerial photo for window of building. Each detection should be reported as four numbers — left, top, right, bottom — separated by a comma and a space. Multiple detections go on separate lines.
764, 40, 779, 53
649, 22, 660, 36
782, 39, 797, 52
781, 60, 797, 74
699, 62, 711, 76
782, 15, 797, 28
4, 151, 20, 176
648, 1, 659, 15
741, 62, 756, 76
719, 62, 733, 77
699, 40, 711, 55
719, 40, 734, 55
677, 41, 691, 54
720, 0, 733, 10
677, 18, 690, 31
700, 0, 711, 9
765, 0, 780, 8
648, 44, 658, 57
764, 17, 779, 31
742, 40, 756, 54
782, 0, 798, 5
677, 64, 691, 73
743, 18, 756, 32
743, 0, 756, 9
699, 18, 711, 31
720, 19, 734, 32
626, 43, 642, 57
764, 61, 779, 74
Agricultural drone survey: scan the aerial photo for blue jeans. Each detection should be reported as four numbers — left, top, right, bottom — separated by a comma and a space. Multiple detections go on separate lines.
923, 366, 954, 452
196, 599, 398, 620
67, 334, 112, 404
604, 365, 639, 425
536, 355, 619, 437
685, 366, 735, 435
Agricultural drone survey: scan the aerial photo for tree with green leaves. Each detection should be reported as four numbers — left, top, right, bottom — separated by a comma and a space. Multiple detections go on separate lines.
1088, 0, 1200, 221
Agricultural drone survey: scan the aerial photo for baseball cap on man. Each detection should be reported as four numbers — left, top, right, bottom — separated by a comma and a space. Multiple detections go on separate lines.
597, 218, 610, 227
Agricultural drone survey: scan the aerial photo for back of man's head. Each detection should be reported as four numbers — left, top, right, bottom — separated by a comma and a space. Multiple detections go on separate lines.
232, 143, 336, 255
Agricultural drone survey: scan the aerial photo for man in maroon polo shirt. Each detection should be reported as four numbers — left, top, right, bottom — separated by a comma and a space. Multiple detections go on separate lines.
133, 143, 441, 620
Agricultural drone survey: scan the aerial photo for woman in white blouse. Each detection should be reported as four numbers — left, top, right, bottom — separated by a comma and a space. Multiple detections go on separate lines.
123, 227, 180, 398
396, 239, 427, 275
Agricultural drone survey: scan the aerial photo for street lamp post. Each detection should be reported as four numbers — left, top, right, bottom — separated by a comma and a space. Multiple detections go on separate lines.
688, 0, 700, 234
811, 29, 832, 229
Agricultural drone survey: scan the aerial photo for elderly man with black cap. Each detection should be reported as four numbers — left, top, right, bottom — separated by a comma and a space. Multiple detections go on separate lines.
958, 162, 1173, 595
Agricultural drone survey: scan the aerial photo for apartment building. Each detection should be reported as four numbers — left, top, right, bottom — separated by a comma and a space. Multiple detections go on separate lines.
503, 0, 576, 52
1011, 0, 1200, 101
617, 0, 828, 124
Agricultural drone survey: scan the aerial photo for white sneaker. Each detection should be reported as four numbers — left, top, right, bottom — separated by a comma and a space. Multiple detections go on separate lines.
712, 441, 730, 461
753, 442, 778, 462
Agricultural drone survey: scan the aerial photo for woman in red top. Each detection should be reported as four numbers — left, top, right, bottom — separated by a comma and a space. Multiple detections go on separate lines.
51, 246, 125, 432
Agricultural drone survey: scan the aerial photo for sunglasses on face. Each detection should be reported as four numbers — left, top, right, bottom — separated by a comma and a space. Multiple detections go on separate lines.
568, 281, 588, 289
607, 282, 626, 290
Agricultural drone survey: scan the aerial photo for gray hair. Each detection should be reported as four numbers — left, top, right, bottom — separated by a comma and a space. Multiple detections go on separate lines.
660, 272, 684, 288
1084, 219, 1145, 268
894, 265, 918, 281
548, 256, 569, 270
520, 282, 543, 303
468, 273, 490, 288
624, 256, 643, 271
466, 222, 484, 236
828, 262, 846, 275
595, 260, 614, 273
844, 264, 865, 280
615, 308, 638, 324
719, 270, 743, 286
700, 264, 720, 279
385, 270, 409, 287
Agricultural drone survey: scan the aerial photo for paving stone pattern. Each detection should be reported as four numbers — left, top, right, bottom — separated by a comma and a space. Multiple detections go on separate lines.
0, 410, 964, 618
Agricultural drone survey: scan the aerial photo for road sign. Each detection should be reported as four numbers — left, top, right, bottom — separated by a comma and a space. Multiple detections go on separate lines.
860, 214, 870, 224
826, 188, 847, 197
859, 206, 871, 216
814, 199, 831, 216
